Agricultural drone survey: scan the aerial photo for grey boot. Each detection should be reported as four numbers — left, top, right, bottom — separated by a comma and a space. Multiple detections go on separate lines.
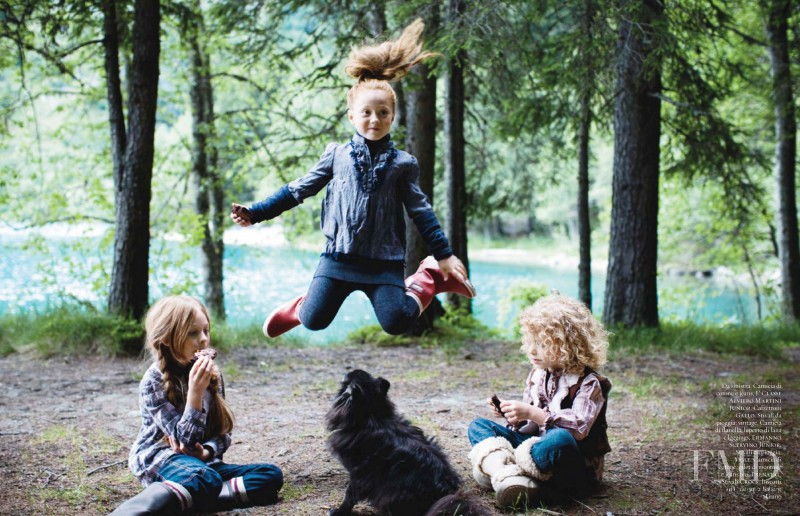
110, 482, 183, 515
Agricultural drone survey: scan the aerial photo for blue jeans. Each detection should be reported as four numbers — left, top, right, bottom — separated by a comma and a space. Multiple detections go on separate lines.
468, 418, 595, 500
300, 276, 419, 335
156, 455, 283, 509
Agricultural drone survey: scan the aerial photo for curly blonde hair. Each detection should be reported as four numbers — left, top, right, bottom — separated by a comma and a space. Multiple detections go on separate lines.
518, 294, 608, 374
145, 296, 234, 439
345, 18, 438, 110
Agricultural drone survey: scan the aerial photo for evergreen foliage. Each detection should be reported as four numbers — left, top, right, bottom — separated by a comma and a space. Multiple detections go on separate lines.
1, 0, 798, 339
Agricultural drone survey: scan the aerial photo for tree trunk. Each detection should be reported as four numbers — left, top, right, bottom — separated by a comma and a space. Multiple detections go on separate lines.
107, 0, 160, 320
102, 0, 126, 208
405, 62, 438, 275
577, 0, 595, 311
185, 5, 225, 320
603, 0, 662, 327
205, 75, 227, 322
765, 0, 800, 323
404, 58, 445, 333
577, 91, 592, 310
444, 0, 470, 313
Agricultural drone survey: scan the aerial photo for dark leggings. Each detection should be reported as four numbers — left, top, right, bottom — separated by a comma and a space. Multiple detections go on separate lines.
299, 276, 420, 335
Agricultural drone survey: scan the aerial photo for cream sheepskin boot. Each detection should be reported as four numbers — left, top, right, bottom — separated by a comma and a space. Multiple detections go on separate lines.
490, 464, 542, 508
491, 435, 553, 509
467, 437, 516, 490
513, 435, 553, 481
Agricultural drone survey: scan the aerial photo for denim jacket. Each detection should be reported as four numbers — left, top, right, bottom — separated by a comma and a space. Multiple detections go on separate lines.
249, 134, 452, 262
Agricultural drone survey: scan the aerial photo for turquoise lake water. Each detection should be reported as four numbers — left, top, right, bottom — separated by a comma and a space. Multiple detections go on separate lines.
0, 230, 763, 344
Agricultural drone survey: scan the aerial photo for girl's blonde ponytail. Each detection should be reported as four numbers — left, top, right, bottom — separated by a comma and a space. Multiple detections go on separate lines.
345, 18, 438, 109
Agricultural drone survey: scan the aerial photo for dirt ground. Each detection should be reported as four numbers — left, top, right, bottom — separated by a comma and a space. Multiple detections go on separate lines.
0, 339, 797, 515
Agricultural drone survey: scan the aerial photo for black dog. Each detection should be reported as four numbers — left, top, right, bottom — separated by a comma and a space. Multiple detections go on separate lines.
326, 369, 487, 516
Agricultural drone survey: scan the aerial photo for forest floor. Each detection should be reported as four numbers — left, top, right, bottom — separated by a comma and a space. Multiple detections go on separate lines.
0, 339, 797, 516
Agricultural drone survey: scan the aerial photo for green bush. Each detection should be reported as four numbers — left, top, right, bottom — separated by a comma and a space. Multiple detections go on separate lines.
345, 305, 500, 354
497, 282, 549, 339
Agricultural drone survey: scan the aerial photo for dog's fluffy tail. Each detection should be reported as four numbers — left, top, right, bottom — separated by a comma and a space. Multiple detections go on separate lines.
425, 491, 490, 516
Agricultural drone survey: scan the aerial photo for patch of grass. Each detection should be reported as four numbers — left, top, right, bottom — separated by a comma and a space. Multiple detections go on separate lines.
211, 322, 307, 351
692, 398, 728, 428
36, 425, 127, 469
259, 361, 294, 374
37, 425, 82, 447
608, 321, 800, 359
33, 482, 120, 514
345, 324, 414, 347
401, 369, 438, 382
7, 304, 797, 361
310, 378, 340, 393
32, 426, 91, 507
617, 375, 694, 399
280, 483, 315, 501
0, 305, 309, 358
219, 361, 243, 382
463, 368, 479, 378
0, 305, 143, 357
409, 413, 437, 431
622, 377, 672, 399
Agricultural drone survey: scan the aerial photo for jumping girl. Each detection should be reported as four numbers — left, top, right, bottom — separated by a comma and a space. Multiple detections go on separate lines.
230, 19, 475, 338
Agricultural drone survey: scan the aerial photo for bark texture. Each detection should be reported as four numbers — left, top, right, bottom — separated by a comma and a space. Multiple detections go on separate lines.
106, 0, 160, 321
603, 0, 662, 327
185, 6, 225, 320
766, 0, 800, 323
577, 0, 595, 310
444, 0, 471, 312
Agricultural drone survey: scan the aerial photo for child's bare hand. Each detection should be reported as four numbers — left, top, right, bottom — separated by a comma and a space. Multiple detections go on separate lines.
438, 255, 469, 283
500, 400, 534, 425
168, 436, 211, 461
188, 355, 214, 395
230, 203, 253, 227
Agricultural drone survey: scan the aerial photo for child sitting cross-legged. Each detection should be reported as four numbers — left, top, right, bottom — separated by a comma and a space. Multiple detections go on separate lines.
467, 294, 611, 509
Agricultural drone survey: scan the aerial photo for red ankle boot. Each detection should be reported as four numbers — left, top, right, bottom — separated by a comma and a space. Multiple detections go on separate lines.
405, 256, 476, 313
263, 295, 304, 338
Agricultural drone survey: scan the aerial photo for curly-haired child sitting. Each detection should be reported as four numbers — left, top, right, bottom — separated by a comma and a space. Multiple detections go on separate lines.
467, 294, 611, 508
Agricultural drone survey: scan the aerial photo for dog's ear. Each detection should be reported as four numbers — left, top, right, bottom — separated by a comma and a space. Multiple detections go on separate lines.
379, 377, 390, 394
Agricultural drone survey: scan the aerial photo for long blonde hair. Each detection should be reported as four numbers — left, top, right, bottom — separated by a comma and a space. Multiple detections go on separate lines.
144, 296, 234, 438
519, 294, 609, 374
345, 18, 438, 111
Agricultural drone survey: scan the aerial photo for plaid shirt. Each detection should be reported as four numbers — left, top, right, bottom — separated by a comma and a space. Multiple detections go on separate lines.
128, 363, 231, 485
521, 367, 609, 480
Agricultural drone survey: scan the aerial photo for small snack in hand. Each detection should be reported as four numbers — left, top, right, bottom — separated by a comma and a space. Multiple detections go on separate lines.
190, 347, 217, 364
190, 348, 218, 379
